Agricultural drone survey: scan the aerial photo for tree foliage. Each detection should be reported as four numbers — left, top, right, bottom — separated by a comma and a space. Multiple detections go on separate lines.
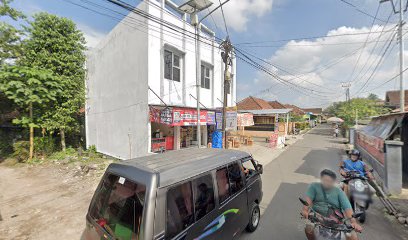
325, 97, 389, 126
0, 0, 25, 65
20, 13, 86, 149
0, 65, 62, 127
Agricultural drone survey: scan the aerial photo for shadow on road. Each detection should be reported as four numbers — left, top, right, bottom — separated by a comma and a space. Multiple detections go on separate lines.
295, 148, 343, 179
239, 182, 309, 240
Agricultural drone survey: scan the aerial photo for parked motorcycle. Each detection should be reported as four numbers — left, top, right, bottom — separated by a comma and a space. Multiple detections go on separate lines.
343, 170, 373, 223
299, 198, 361, 240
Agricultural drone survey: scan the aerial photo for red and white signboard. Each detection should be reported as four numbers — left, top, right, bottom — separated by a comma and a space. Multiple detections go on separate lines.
172, 108, 207, 126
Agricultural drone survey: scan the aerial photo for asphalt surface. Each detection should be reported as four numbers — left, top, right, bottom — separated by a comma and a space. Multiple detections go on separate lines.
239, 124, 408, 240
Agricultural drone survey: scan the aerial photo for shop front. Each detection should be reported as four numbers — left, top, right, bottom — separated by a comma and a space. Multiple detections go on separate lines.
149, 105, 217, 152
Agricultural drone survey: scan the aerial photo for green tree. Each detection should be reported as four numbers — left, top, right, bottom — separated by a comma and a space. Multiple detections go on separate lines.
367, 93, 380, 101
326, 98, 389, 126
0, 65, 62, 159
0, 0, 25, 65
21, 13, 86, 151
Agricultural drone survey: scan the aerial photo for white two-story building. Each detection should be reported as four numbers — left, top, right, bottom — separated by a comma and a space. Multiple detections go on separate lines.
86, 0, 236, 159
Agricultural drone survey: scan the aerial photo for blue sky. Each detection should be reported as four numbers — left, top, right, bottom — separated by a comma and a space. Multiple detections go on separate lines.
7, 0, 404, 107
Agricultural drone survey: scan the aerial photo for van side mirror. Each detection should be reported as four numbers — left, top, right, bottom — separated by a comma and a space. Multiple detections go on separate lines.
257, 164, 263, 174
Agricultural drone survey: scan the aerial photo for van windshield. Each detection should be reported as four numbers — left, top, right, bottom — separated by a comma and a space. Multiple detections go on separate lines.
90, 173, 146, 240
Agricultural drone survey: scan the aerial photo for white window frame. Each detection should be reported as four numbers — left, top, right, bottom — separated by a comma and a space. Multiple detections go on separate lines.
201, 63, 212, 90
164, 49, 182, 82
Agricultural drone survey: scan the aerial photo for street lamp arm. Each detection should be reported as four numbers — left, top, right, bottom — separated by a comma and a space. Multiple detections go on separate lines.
199, 0, 231, 24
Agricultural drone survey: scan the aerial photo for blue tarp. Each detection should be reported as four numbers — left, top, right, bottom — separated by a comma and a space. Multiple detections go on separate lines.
212, 131, 223, 148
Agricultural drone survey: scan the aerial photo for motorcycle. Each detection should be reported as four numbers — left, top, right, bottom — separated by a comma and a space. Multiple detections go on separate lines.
299, 198, 361, 240
342, 170, 373, 223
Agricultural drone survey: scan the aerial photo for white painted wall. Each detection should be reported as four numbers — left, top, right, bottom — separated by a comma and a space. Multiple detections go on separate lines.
146, 0, 236, 109
86, 0, 237, 159
86, 4, 149, 160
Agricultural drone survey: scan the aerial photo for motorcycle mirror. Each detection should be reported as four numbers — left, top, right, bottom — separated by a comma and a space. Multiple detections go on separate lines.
299, 197, 309, 207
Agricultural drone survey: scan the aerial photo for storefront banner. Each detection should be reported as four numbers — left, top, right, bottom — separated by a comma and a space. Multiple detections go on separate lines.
172, 108, 207, 126
207, 111, 216, 125
216, 112, 223, 130
237, 113, 254, 127
149, 106, 162, 123
160, 107, 173, 125
226, 111, 237, 130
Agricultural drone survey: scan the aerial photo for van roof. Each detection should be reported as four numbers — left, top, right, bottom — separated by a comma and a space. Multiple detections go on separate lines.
119, 148, 251, 187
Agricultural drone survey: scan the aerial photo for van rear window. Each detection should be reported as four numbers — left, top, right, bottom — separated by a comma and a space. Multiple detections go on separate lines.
90, 173, 146, 240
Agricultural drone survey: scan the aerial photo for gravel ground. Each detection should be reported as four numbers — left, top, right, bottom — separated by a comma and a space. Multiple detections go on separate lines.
0, 163, 104, 240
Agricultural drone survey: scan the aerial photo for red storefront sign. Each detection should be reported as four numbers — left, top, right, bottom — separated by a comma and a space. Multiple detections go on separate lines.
172, 108, 208, 126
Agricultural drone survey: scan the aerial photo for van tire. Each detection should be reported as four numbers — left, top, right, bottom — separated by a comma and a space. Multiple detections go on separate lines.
246, 203, 260, 232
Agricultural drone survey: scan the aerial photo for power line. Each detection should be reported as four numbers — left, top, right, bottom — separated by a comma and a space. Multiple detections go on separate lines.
217, 0, 229, 37
338, 0, 388, 22
360, 66, 408, 93
346, 4, 382, 84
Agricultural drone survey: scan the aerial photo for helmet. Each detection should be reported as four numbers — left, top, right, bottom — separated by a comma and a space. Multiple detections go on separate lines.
350, 149, 360, 157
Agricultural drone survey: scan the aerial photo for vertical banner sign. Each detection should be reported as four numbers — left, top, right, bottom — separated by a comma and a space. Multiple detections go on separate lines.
207, 111, 216, 125
226, 111, 237, 130
216, 112, 223, 130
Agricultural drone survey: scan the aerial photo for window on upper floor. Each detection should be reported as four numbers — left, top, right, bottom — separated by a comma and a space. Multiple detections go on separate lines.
164, 49, 181, 82
201, 64, 212, 89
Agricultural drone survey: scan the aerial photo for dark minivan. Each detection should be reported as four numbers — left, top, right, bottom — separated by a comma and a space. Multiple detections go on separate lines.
81, 148, 263, 240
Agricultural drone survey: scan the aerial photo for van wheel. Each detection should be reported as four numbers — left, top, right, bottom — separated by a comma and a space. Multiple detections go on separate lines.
246, 203, 260, 232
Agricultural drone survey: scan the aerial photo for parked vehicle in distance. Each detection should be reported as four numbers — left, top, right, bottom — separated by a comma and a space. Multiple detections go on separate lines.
81, 148, 263, 240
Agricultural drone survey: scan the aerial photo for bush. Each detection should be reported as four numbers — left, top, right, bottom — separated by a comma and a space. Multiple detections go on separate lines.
34, 136, 56, 157
49, 147, 77, 161
295, 122, 309, 130
12, 141, 30, 162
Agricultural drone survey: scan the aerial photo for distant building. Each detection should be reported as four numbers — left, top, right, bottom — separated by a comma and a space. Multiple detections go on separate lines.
237, 96, 274, 110
385, 90, 408, 109
283, 104, 305, 116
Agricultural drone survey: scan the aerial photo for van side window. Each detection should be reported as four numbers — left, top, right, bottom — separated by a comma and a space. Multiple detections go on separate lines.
216, 167, 230, 203
193, 174, 215, 221
166, 181, 194, 239
228, 162, 244, 194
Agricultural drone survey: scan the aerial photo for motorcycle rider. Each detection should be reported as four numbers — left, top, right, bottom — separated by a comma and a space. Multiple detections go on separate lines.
302, 169, 363, 240
339, 149, 374, 196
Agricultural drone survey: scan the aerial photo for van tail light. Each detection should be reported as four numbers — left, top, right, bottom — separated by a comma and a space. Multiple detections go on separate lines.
97, 218, 107, 227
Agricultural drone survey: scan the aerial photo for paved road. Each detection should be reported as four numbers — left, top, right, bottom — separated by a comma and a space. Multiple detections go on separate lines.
240, 124, 408, 240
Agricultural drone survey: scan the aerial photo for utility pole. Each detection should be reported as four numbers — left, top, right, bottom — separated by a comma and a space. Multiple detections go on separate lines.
381, 0, 406, 112
341, 82, 351, 102
221, 38, 233, 149
399, 0, 405, 112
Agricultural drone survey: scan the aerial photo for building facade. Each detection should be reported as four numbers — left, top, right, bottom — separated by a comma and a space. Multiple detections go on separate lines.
86, 0, 236, 159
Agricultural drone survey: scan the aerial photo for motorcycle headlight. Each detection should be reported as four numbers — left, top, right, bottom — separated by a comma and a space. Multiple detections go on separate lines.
354, 180, 365, 192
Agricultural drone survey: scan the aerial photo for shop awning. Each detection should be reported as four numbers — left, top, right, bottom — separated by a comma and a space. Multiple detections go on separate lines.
360, 113, 404, 140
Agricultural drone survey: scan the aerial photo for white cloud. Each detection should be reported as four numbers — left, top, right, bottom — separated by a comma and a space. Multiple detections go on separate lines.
239, 24, 403, 107
210, 0, 274, 32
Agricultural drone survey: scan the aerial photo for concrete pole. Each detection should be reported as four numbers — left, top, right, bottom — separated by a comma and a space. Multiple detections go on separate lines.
399, 0, 405, 112
195, 23, 201, 147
